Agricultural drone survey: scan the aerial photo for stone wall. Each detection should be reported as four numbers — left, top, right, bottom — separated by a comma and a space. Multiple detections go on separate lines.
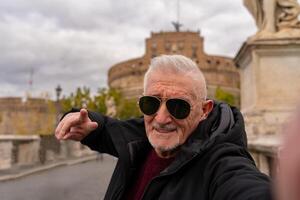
0, 97, 57, 135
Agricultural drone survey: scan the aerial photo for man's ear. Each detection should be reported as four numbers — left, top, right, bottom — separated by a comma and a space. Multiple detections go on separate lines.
201, 100, 214, 119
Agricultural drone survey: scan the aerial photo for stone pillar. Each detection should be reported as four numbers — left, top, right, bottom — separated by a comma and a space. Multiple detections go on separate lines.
248, 135, 279, 176
17, 139, 40, 166
0, 140, 13, 170
235, 39, 300, 139
258, 154, 270, 175
68, 141, 83, 157
249, 152, 269, 175
58, 140, 68, 159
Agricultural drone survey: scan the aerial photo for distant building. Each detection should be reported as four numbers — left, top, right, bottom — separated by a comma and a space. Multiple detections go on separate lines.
108, 30, 240, 105
0, 97, 56, 135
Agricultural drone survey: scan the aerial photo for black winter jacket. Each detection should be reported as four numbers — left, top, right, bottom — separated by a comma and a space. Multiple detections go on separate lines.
81, 102, 272, 200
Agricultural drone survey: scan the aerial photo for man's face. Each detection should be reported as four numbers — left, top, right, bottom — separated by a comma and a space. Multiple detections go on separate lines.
143, 72, 207, 158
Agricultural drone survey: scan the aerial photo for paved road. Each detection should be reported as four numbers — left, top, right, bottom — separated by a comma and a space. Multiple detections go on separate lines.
0, 157, 116, 200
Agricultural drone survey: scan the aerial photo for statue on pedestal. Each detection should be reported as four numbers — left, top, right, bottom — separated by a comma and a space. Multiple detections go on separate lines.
277, 0, 300, 29
243, 0, 300, 39
105, 96, 117, 117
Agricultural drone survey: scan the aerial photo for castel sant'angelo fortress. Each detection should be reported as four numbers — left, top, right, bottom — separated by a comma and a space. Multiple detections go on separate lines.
108, 24, 240, 104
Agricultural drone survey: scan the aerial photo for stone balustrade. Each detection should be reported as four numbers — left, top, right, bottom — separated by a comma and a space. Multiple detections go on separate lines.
0, 133, 280, 176
0, 135, 40, 170
0, 135, 95, 171
248, 135, 280, 176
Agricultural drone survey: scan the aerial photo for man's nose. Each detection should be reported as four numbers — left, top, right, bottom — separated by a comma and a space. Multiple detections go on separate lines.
154, 103, 172, 123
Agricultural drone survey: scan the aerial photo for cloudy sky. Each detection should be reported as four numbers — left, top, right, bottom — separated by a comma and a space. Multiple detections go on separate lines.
0, 0, 258, 99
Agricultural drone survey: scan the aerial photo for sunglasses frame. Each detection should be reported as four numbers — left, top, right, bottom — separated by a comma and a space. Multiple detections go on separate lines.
138, 95, 194, 119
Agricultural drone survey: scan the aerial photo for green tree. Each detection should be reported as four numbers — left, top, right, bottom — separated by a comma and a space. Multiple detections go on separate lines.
92, 88, 107, 114
215, 86, 235, 106
61, 94, 73, 113
60, 87, 141, 120
61, 86, 95, 112
117, 98, 142, 120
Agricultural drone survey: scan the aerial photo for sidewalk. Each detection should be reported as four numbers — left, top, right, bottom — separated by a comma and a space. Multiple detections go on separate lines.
0, 154, 99, 182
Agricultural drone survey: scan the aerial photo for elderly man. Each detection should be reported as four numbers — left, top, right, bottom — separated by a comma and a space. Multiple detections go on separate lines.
55, 55, 271, 200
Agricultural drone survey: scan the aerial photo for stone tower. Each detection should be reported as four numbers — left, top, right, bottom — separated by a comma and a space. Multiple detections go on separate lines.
108, 30, 240, 105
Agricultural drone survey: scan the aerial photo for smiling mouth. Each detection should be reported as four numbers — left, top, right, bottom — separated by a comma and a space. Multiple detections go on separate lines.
154, 128, 177, 133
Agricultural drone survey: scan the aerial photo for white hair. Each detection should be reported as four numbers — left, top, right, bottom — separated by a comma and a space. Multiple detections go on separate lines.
144, 55, 207, 100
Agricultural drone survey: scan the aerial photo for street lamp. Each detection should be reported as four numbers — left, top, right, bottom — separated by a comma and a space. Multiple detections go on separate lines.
55, 85, 62, 102
54, 85, 63, 159
55, 85, 62, 126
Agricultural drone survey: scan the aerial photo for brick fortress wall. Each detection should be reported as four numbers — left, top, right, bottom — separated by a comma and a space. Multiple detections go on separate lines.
108, 31, 240, 105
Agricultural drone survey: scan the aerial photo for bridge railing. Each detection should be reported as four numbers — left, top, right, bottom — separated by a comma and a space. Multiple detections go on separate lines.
0, 135, 95, 171
248, 135, 280, 176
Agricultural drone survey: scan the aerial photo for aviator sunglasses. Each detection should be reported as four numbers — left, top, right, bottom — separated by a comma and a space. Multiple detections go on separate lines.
138, 96, 191, 119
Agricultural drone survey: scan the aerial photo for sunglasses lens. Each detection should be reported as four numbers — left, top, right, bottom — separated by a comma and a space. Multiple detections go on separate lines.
166, 99, 191, 119
139, 96, 161, 115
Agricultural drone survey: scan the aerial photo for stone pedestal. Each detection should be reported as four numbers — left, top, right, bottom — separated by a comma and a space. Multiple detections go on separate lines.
235, 38, 300, 139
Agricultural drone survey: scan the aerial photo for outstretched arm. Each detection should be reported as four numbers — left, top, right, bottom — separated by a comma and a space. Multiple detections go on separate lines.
55, 108, 146, 157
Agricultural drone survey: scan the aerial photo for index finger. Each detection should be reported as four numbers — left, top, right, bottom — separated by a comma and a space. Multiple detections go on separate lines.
79, 108, 89, 123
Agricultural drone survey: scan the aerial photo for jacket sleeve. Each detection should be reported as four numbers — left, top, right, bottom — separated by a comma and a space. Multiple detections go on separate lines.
205, 143, 272, 200
80, 110, 146, 158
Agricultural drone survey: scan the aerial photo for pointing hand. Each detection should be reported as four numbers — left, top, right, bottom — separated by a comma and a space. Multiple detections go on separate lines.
55, 108, 98, 141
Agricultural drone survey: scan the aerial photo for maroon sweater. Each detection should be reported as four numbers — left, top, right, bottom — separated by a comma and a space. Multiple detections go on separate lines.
124, 149, 174, 200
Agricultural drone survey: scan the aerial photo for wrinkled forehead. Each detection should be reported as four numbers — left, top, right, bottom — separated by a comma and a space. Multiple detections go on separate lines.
144, 73, 199, 100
